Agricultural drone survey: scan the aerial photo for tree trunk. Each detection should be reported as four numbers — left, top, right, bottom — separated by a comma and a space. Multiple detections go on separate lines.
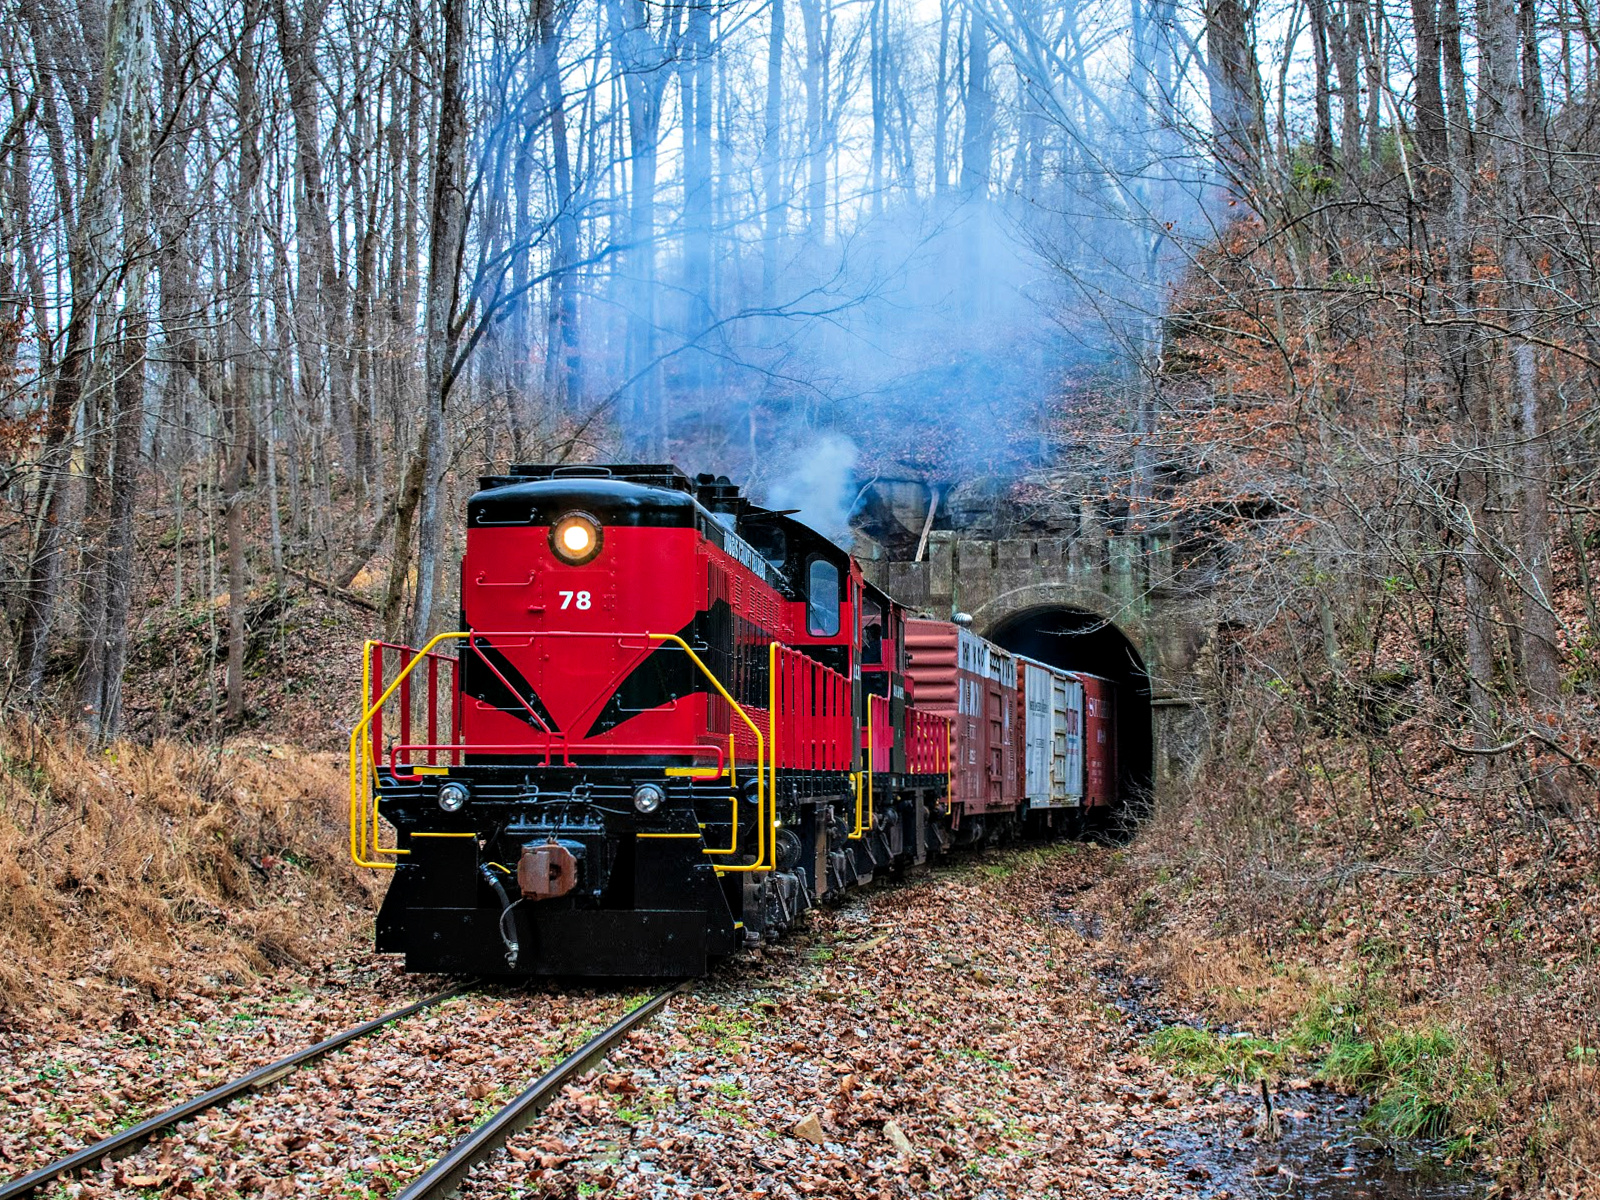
869, 0, 885, 212
1204, 0, 1262, 192
269, 0, 359, 473
1410, 0, 1447, 166
1480, 0, 1561, 704
409, 0, 469, 646
934, 0, 951, 196
761, 0, 784, 309
537, 0, 583, 406
1332, 0, 1363, 175
799, 0, 827, 240
1308, 0, 1335, 171
380, 449, 426, 638
76, 0, 156, 740
219, 0, 267, 721
960, 1, 992, 196
680, 0, 713, 388
611, 0, 668, 455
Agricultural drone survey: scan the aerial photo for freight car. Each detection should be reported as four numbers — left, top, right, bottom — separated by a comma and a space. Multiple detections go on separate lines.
349, 463, 1120, 977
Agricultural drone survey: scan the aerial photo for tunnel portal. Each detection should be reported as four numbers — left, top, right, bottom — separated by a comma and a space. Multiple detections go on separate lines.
985, 606, 1154, 815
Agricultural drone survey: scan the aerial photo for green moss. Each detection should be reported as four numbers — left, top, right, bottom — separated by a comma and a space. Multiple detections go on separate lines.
692, 1011, 756, 1052
1290, 989, 1499, 1147
1147, 1025, 1288, 1082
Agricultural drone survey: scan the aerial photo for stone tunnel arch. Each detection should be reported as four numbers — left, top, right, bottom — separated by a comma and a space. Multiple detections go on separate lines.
982, 606, 1154, 814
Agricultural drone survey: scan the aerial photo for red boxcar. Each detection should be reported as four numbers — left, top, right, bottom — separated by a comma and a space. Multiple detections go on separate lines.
1073, 672, 1117, 809
904, 618, 1017, 819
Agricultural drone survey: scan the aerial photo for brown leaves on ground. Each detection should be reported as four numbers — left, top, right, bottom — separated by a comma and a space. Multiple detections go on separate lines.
455, 847, 1256, 1200
1083, 769, 1600, 1196
1, 985, 635, 1198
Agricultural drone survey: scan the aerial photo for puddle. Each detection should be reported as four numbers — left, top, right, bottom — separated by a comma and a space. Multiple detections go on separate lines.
1059, 902, 1487, 1199
1159, 1082, 1484, 1199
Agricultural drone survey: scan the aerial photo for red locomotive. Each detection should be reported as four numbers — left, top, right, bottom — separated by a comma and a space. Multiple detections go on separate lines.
350, 464, 1118, 976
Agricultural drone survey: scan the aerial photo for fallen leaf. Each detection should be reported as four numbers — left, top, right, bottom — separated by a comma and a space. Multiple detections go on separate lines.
793, 1112, 826, 1145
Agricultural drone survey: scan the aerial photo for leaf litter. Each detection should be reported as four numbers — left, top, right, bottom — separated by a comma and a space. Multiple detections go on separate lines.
450, 845, 1297, 1200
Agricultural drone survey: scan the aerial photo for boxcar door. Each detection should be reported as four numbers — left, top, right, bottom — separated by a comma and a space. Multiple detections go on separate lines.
1024, 664, 1051, 806
1061, 676, 1085, 806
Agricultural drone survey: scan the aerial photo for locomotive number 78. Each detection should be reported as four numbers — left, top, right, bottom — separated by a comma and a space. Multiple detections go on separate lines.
559, 591, 593, 610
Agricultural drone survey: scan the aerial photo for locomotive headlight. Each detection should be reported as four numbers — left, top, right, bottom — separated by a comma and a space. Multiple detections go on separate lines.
632, 783, 666, 814
438, 781, 470, 812
550, 511, 602, 565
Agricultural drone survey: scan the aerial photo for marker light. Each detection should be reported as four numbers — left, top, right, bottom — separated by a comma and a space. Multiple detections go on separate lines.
438, 781, 470, 812
633, 783, 666, 814
550, 511, 603, 565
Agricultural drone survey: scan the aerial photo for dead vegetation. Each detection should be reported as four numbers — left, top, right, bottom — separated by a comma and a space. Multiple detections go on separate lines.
0, 721, 383, 1023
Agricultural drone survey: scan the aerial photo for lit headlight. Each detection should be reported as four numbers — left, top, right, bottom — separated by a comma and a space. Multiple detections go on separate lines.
550, 511, 602, 565
438, 782, 470, 812
632, 783, 666, 814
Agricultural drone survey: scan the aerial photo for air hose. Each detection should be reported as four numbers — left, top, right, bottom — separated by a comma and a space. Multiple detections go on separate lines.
481, 863, 521, 968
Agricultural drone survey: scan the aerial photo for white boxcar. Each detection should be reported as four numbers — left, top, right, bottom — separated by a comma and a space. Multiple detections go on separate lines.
1018, 658, 1086, 808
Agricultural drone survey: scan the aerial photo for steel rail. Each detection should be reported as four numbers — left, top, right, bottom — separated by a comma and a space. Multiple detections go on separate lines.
396, 982, 688, 1200
0, 985, 468, 1200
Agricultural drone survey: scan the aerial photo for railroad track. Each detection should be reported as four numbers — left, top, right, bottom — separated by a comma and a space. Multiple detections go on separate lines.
395, 983, 685, 1200
3, 982, 686, 1199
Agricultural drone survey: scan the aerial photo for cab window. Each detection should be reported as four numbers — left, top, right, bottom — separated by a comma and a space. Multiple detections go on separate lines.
807, 558, 841, 636
860, 597, 884, 665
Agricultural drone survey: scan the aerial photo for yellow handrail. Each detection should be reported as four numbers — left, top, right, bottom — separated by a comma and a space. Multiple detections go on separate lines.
349, 631, 472, 868
352, 629, 775, 872
851, 693, 883, 839
699, 735, 741, 857
693, 731, 740, 855
650, 633, 771, 872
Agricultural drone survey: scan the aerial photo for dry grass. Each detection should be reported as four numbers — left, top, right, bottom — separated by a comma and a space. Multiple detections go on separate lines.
0, 720, 384, 1023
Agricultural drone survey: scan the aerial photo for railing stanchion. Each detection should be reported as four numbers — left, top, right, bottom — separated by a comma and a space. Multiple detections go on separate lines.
427, 656, 439, 765
370, 645, 384, 763
398, 647, 413, 770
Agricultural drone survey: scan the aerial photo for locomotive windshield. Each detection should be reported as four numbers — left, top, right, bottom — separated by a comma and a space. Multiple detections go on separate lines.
807, 558, 841, 636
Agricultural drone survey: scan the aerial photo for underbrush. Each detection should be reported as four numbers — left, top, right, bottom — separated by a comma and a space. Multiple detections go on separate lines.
0, 720, 382, 1021
118, 583, 368, 748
